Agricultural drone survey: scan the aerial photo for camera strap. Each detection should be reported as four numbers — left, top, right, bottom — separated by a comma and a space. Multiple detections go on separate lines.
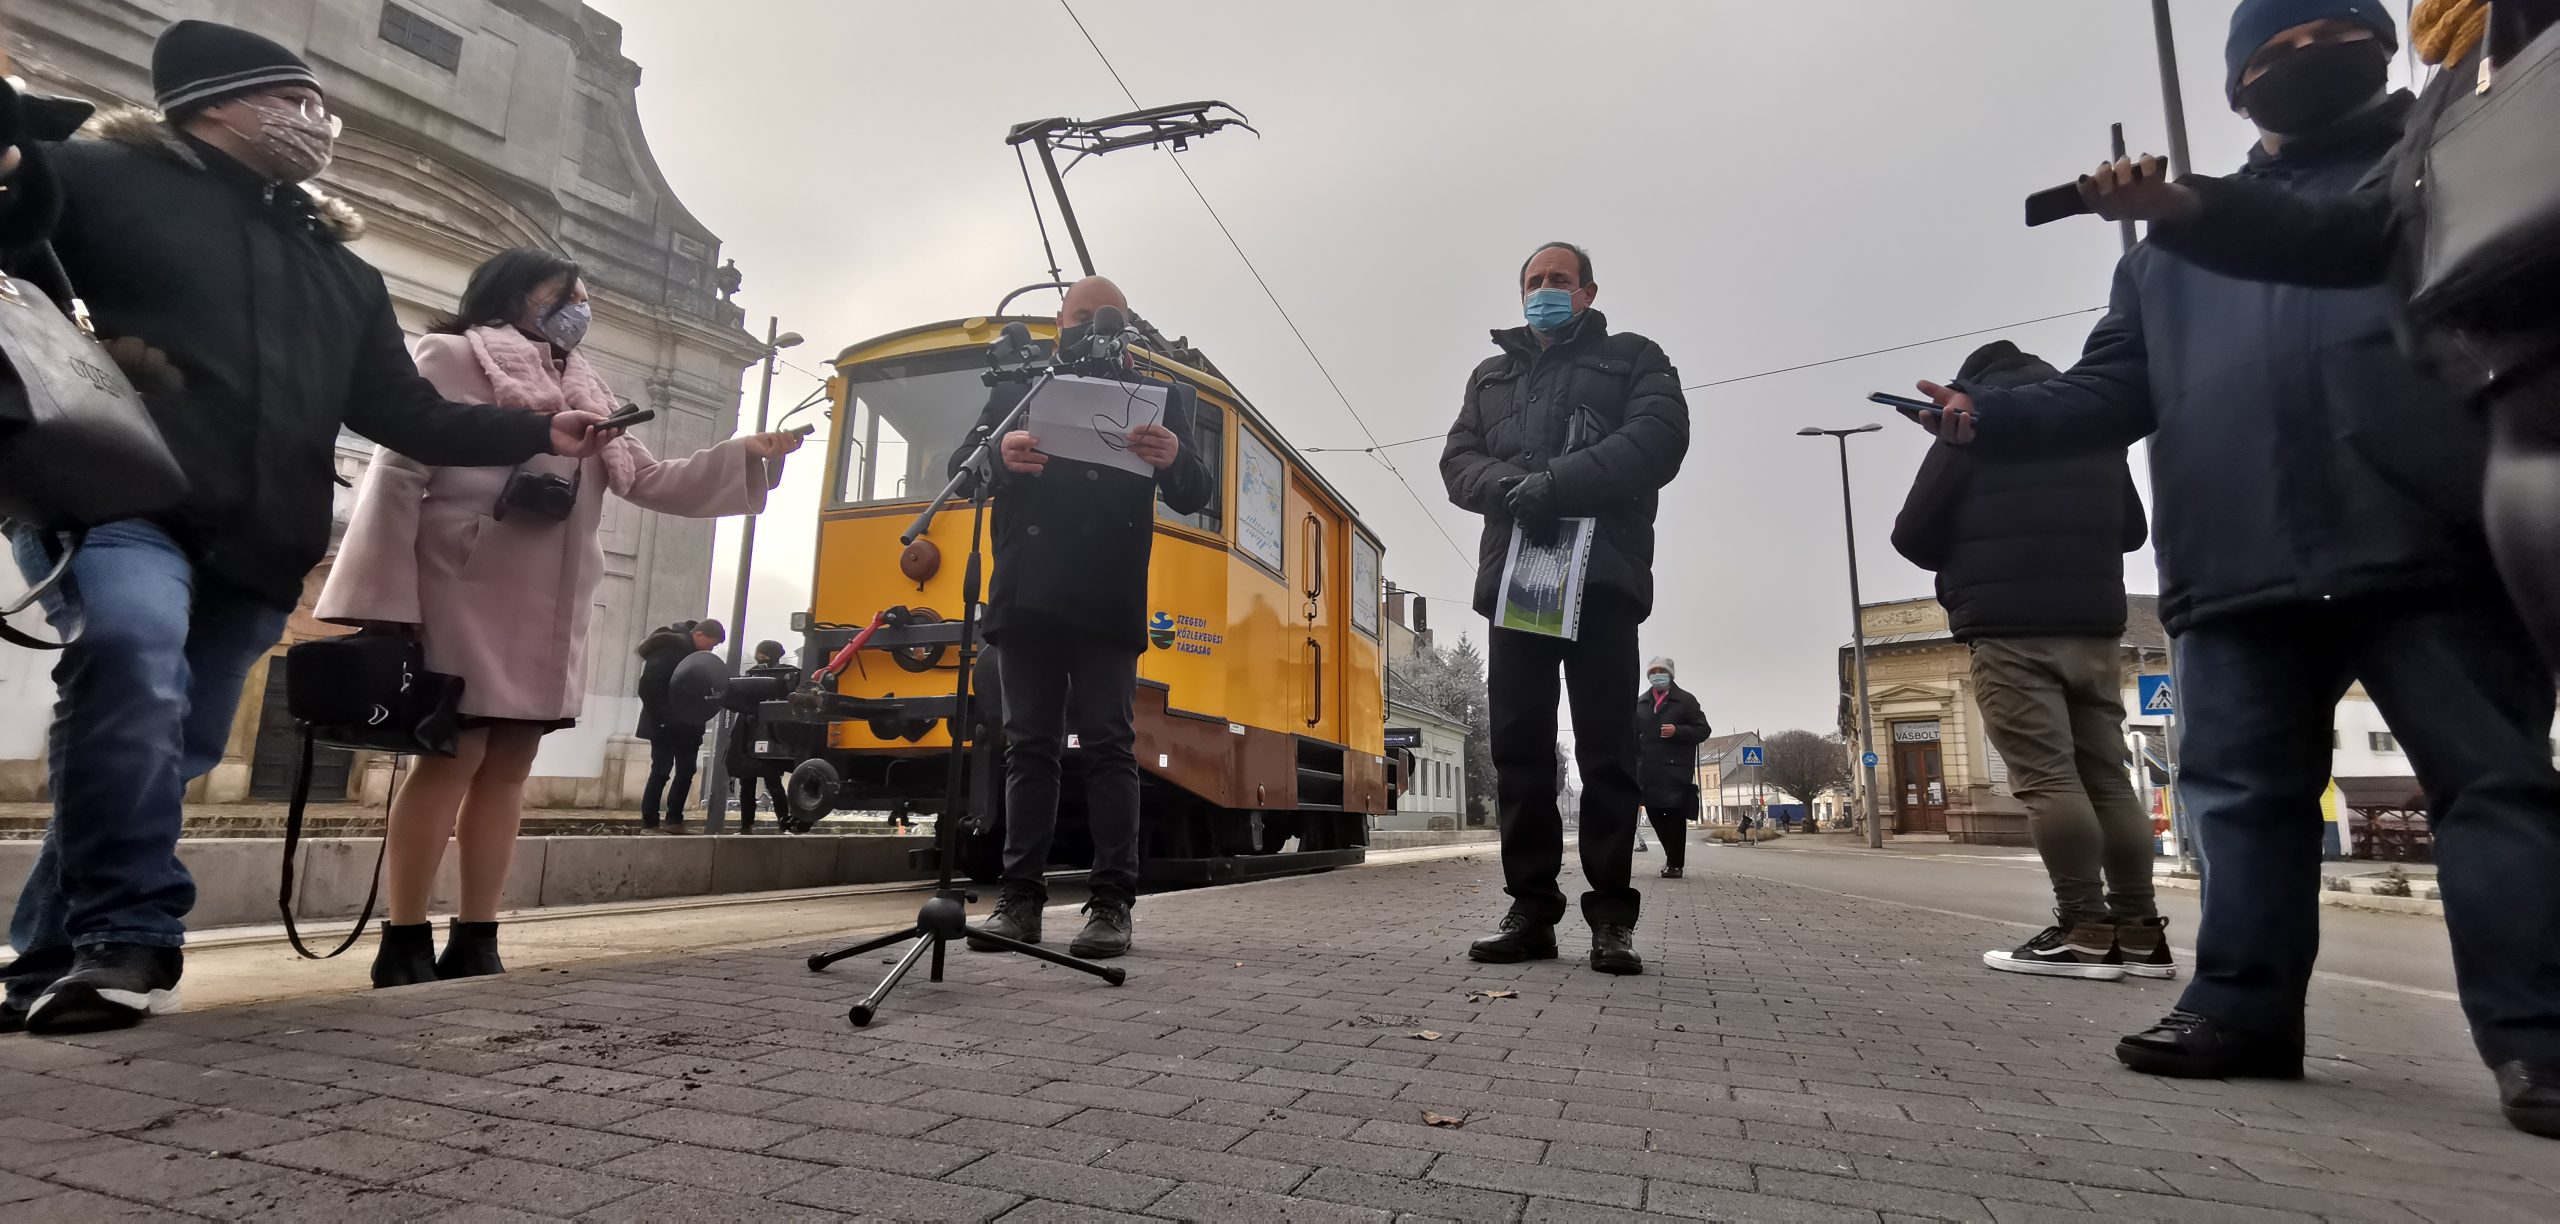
277, 729, 388, 959
0, 524, 87, 651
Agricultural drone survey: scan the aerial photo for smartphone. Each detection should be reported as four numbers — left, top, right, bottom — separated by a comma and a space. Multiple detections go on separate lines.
601, 404, 655, 430
789, 424, 816, 438
2026, 158, 2165, 227
1868, 391, 1942, 418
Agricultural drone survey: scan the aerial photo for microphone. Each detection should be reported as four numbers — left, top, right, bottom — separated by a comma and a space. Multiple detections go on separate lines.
991, 320, 1036, 363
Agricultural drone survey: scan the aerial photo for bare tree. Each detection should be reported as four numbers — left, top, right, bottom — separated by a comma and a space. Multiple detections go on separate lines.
1761, 730, 1851, 822
1393, 634, 1496, 826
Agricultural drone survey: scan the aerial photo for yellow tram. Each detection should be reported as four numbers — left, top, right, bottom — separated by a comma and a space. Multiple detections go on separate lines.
768, 315, 1390, 883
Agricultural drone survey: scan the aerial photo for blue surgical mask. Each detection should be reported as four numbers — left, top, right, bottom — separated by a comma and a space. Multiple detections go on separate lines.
1649, 674, 1670, 693
1523, 287, 1576, 333
540, 301, 592, 352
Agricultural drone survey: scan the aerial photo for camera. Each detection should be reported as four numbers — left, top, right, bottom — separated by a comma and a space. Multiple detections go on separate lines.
495, 467, 579, 523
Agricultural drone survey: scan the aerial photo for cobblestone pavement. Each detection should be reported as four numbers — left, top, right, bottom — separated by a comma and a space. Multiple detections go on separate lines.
2, 853, 2554, 1221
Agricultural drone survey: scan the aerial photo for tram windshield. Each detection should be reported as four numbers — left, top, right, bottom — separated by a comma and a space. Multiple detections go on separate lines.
834, 350, 989, 507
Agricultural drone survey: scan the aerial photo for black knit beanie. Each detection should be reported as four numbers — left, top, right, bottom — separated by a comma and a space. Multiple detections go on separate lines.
151, 19, 321, 118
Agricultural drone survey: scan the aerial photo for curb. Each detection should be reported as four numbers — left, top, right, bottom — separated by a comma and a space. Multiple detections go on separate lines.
2154, 872, 2445, 918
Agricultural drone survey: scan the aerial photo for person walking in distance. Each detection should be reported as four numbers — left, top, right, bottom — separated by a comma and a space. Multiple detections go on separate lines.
319, 249, 795, 986
1443, 241, 1690, 975
1891, 341, 2159, 983
1635, 659, 1709, 879
1907, 0, 2560, 1138
726, 640, 803, 834
0, 22, 613, 1035
956, 276, 1211, 959
635, 619, 725, 833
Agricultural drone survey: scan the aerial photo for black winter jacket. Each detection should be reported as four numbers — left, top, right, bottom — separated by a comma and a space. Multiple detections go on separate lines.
1442, 311, 1689, 621
1634, 683, 1710, 793
2147, 46, 2558, 404
633, 628, 695, 740
1891, 345, 2147, 641
952, 373, 1213, 650
1966, 94, 2496, 634
0, 110, 555, 609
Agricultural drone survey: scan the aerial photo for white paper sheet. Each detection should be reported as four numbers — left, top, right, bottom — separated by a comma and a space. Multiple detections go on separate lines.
1020, 374, 1170, 478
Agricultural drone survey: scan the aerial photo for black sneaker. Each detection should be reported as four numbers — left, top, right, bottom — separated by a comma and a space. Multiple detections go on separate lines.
2494, 1061, 2560, 1139
1069, 896, 1134, 960
1, 947, 72, 1032
1467, 911, 1559, 963
2113, 917, 2178, 980
1589, 924, 1643, 976
968, 882, 1046, 951
2116, 1010, 2304, 1080
1984, 923, 2126, 980
24, 944, 183, 1035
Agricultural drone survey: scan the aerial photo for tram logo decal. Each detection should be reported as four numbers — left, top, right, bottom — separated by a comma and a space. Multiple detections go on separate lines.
1151, 611, 1224, 656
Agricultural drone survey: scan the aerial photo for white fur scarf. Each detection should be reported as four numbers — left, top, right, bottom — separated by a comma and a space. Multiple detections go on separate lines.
462, 325, 638, 494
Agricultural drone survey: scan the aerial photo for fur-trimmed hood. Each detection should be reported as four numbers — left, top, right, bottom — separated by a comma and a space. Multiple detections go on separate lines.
83, 107, 364, 243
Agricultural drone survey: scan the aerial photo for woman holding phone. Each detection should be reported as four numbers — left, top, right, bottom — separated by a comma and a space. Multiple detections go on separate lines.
318, 248, 802, 988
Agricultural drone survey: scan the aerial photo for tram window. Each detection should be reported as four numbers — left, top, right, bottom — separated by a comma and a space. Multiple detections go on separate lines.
1157, 399, 1225, 534
833, 352, 990, 507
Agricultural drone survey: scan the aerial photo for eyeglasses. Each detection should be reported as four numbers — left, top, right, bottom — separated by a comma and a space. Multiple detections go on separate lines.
254, 93, 345, 139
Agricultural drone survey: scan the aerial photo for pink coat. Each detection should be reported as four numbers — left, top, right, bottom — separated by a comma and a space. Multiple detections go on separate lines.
317, 325, 780, 722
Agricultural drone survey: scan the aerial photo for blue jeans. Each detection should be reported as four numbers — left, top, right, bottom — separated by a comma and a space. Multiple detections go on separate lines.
4, 521, 286, 976
2172, 594, 2560, 1065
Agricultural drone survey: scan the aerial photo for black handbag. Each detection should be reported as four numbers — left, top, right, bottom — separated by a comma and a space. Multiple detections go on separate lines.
275, 630, 464, 958
0, 246, 187, 529
2408, 6, 2560, 328
0, 246, 189, 650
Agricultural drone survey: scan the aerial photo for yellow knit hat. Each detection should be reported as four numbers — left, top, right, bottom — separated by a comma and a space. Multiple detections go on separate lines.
2413, 0, 2489, 65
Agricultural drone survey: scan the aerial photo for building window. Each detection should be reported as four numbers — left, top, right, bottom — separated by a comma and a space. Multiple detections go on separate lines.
2370, 732, 2400, 753
379, 3, 464, 72
578, 95, 640, 194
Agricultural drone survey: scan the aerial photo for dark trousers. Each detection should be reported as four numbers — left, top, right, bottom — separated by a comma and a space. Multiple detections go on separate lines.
1969, 636, 2158, 928
2174, 595, 2560, 1065
1489, 603, 1643, 927
996, 627, 1143, 901
642, 728, 703, 827
1645, 799, 1694, 871
733, 764, 789, 826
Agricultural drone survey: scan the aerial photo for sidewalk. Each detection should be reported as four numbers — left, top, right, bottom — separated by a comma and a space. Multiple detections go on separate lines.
2, 851, 2552, 1221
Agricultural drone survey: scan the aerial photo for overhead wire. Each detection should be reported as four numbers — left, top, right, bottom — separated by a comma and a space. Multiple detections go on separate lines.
1678, 306, 2107, 392
1057, 0, 1472, 568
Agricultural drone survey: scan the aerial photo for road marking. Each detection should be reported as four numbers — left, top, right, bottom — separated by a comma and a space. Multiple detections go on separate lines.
1704, 865, 2463, 1004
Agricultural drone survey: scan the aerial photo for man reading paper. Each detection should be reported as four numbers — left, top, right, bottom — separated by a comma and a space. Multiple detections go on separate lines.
952, 276, 1210, 959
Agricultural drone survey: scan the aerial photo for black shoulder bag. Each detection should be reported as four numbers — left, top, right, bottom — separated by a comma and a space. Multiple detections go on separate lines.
0, 245, 189, 650
276, 629, 464, 958
2408, 6, 2560, 329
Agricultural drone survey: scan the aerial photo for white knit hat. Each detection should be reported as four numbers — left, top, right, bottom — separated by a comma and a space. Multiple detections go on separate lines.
1647, 657, 1674, 677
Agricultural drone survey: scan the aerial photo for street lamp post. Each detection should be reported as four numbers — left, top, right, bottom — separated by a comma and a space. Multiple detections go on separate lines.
1799, 423, 1885, 849
704, 317, 804, 834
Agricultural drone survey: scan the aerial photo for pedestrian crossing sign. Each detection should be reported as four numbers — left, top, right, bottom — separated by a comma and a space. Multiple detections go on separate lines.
2139, 674, 2174, 715
1739, 746, 1764, 766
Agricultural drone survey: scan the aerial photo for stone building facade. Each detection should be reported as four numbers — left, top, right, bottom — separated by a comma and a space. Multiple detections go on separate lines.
0, 0, 765, 807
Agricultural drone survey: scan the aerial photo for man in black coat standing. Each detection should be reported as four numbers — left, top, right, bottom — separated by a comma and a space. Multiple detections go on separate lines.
957, 276, 1211, 960
0, 23, 610, 1036
634, 620, 723, 833
1634, 658, 1709, 879
1907, 0, 2560, 1138
1444, 241, 1690, 975
1892, 342, 2159, 982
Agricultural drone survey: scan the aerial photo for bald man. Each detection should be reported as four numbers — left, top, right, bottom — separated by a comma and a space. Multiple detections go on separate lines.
949, 277, 1212, 959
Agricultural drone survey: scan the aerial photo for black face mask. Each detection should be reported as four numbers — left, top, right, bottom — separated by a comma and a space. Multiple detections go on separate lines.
2238, 37, 2389, 136
1055, 323, 1092, 359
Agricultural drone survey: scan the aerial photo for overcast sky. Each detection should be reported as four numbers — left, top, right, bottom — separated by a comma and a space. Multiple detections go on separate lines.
592, 0, 2421, 738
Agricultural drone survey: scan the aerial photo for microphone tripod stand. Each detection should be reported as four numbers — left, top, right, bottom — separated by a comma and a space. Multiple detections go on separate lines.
806, 368, 1126, 1027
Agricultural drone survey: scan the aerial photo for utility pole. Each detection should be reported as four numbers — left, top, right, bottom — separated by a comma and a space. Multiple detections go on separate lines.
1800, 424, 1886, 848
2151, 0, 2197, 178
702, 316, 802, 833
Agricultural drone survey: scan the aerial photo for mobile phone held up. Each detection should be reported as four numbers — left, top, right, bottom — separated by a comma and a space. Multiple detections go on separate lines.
1868, 390, 1941, 420
2025, 157, 2167, 227
600, 402, 655, 431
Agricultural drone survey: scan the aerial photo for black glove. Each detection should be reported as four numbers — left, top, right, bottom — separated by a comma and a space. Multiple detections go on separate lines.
1502, 471, 1560, 545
